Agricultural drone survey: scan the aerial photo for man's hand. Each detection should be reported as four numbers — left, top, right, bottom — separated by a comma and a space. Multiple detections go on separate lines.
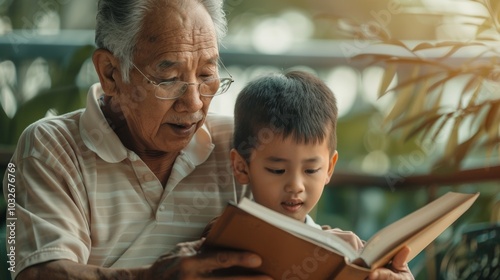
138, 240, 273, 280
368, 246, 415, 280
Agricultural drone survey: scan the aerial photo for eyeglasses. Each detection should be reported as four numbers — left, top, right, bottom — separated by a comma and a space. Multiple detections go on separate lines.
131, 61, 234, 100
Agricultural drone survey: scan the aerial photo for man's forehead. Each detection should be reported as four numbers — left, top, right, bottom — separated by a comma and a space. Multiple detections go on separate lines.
140, 1, 216, 39
133, 2, 218, 65
137, 3, 217, 50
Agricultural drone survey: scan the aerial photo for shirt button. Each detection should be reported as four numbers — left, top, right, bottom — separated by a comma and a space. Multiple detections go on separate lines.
159, 205, 166, 211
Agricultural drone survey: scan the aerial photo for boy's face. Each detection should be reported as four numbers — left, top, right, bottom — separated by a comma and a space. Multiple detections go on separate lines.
231, 136, 338, 222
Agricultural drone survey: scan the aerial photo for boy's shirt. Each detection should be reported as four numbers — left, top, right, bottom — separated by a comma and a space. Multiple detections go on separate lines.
304, 214, 323, 229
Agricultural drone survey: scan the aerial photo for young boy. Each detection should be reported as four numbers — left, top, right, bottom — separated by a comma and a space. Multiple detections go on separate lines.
200, 71, 413, 280
230, 70, 363, 250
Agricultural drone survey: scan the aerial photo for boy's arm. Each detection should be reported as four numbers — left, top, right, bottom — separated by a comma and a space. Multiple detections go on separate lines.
322, 226, 365, 251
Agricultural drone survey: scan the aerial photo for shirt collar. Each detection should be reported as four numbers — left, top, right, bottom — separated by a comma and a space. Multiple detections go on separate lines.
80, 83, 127, 163
305, 214, 322, 229
80, 83, 214, 166
181, 123, 214, 166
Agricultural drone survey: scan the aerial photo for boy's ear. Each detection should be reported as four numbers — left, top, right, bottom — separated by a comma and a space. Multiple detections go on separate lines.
325, 151, 338, 184
92, 48, 121, 96
230, 149, 250, 184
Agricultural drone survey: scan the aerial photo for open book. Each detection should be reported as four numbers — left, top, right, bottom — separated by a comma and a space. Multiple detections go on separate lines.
203, 191, 479, 279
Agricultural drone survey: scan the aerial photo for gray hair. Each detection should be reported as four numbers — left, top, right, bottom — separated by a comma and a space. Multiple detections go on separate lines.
95, 0, 227, 82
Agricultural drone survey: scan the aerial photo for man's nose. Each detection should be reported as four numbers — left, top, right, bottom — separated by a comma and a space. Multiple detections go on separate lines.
175, 83, 204, 113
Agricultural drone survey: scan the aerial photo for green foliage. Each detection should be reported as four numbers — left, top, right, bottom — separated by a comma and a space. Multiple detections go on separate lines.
0, 44, 94, 145
337, 0, 500, 171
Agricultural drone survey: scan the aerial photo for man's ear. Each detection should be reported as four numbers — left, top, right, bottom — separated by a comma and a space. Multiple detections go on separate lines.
230, 149, 250, 184
325, 150, 338, 184
92, 48, 121, 96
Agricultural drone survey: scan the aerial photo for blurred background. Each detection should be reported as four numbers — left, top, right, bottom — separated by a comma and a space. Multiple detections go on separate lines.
1, 0, 499, 279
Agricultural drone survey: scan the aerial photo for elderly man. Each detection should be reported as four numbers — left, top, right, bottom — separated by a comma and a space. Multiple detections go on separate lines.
4, 0, 414, 279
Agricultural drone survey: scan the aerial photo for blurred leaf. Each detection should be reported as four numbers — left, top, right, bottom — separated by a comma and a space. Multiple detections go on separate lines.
451, 129, 483, 167
375, 39, 412, 52
383, 66, 420, 125
386, 58, 450, 70
53, 45, 95, 87
467, 84, 485, 131
387, 69, 443, 93
3, 44, 93, 145
65, 45, 95, 81
351, 0, 500, 170
404, 112, 443, 141
0, 106, 10, 144
437, 42, 485, 60
403, 78, 429, 138
444, 117, 461, 159
10, 85, 85, 143
431, 112, 454, 143
412, 42, 435, 51
484, 101, 500, 133
463, 76, 483, 100
378, 63, 397, 98
426, 71, 462, 95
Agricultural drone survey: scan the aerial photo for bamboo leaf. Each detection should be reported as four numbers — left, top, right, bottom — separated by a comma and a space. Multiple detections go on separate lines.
444, 117, 461, 159
383, 66, 420, 124
375, 39, 412, 51
463, 76, 483, 100
427, 72, 463, 94
387, 70, 444, 93
389, 108, 441, 132
412, 42, 435, 51
386, 58, 452, 70
378, 63, 397, 98
431, 112, 455, 143
422, 85, 447, 140
484, 110, 500, 160
408, 79, 429, 117
484, 102, 500, 132
467, 84, 485, 131
438, 42, 485, 60
431, 84, 446, 111
404, 113, 443, 141
451, 128, 484, 167
383, 86, 415, 125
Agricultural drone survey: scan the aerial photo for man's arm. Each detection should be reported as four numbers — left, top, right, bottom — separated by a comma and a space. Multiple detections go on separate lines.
17, 260, 139, 280
17, 245, 272, 280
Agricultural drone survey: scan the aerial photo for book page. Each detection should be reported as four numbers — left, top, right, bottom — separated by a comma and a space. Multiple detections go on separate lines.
237, 198, 359, 261
359, 192, 479, 267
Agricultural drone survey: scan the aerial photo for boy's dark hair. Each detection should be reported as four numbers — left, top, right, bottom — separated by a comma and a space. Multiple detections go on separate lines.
233, 70, 338, 161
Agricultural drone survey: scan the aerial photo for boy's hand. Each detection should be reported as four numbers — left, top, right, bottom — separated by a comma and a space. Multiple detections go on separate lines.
369, 246, 414, 280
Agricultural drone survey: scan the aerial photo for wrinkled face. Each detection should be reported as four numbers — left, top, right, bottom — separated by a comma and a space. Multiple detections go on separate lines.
233, 136, 338, 222
113, 1, 219, 153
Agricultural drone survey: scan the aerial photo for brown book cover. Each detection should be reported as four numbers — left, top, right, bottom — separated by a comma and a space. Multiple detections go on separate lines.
203, 192, 479, 279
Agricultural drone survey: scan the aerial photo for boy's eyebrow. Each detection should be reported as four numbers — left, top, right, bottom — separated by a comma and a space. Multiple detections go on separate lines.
302, 157, 321, 163
264, 157, 321, 163
265, 156, 288, 163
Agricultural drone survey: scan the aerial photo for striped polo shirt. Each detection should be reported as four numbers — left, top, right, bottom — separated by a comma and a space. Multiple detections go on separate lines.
4, 83, 250, 279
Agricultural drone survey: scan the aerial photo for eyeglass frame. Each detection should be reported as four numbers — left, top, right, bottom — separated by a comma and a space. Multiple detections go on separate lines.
131, 60, 234, 100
